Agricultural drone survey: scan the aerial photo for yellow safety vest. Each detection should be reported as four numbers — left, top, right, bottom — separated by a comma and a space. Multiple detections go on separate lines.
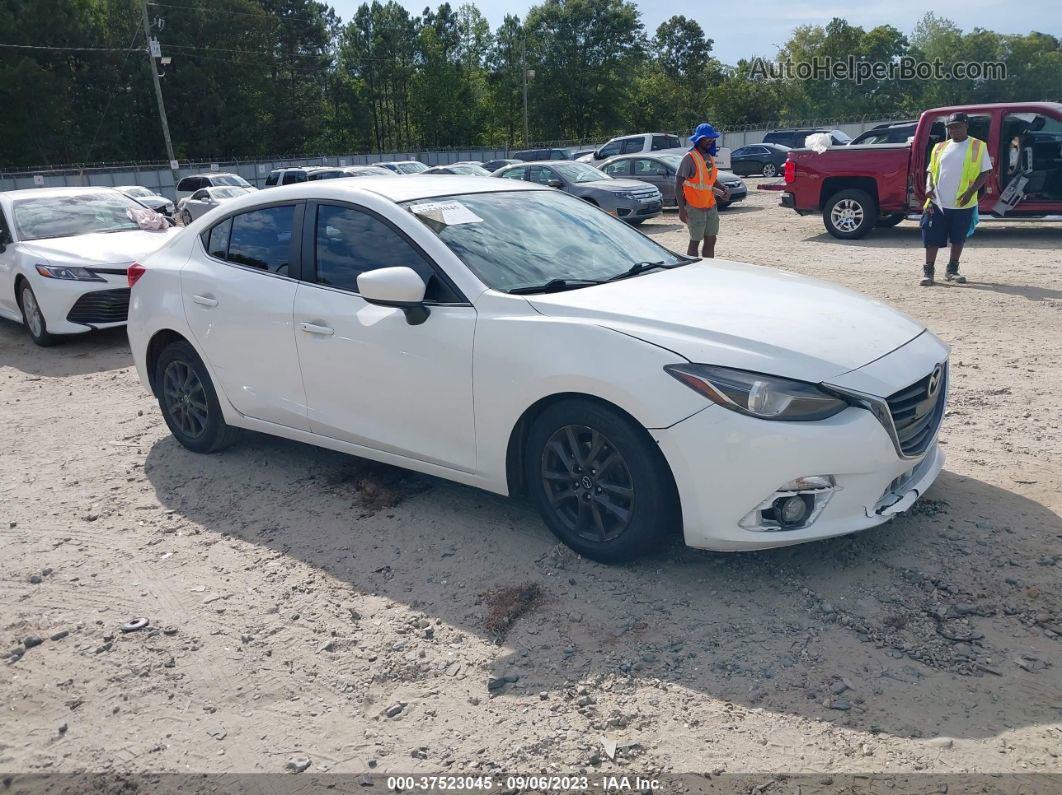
683, 149, 718, 209
925, 137, 986, 210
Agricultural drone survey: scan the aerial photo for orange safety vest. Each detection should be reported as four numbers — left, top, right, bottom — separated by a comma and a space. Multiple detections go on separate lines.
682, 149, 718, 209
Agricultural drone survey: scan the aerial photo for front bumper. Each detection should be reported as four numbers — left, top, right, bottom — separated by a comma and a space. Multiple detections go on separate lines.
28, 270, 130, 335
654, 405, 944, 551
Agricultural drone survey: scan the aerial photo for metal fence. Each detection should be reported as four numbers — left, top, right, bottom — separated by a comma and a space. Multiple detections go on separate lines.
0, 116, 907, 197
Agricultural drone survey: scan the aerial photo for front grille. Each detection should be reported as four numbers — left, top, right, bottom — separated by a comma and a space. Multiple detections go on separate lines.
885, 363, 947, 456
629, 189, 659, 201
66, 288, 130, 325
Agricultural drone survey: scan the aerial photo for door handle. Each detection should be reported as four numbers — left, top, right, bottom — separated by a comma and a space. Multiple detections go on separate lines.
192, 295, 218, 308
299, 322, 334, 336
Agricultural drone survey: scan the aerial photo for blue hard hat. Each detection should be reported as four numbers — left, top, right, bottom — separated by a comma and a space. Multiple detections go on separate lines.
690, 122, 720, 145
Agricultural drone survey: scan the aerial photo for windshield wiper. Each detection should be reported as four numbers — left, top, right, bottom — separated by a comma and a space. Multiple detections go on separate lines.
508, 278, 605, 295
605, 260, 673, 282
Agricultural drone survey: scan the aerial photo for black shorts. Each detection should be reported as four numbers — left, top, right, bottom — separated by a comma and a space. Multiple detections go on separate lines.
921, 206, 973, 247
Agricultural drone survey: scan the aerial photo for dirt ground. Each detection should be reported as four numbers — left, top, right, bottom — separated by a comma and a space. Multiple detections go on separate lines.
2, 183, 1061, 785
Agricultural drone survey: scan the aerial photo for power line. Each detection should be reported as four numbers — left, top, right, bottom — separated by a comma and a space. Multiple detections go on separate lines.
164, 42, 330, 59
84, 24, 144, 162
0, 42, 143, 52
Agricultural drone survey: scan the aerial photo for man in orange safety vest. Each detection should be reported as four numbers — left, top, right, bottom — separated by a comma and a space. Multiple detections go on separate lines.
676, 122, 730, 258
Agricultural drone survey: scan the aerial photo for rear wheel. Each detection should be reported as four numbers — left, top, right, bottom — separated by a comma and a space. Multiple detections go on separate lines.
762, 162, 778, 177
823, 189, 877, 239
155, 340, 238, 453
182, 209, 193, 226
525, 399, 677, 563
19, 284, 58, 347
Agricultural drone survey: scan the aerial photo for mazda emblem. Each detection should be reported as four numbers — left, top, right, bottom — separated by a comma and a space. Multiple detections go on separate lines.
927, 364, 943, 398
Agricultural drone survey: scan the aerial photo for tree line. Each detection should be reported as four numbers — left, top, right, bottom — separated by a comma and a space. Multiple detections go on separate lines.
1, 0, 1059, 168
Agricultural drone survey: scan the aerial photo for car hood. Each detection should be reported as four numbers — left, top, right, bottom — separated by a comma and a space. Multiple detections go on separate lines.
582, 179, 657, 192
19, 228, 179, 267
525, 260, 924, 382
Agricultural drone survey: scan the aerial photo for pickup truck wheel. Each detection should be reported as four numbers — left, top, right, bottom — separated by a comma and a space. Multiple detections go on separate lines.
876, 213, 906, 228
762, 162, 778, 177
824, 189, 876, 239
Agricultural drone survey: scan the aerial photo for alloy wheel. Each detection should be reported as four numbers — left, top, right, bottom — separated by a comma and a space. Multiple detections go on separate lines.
831, 199, 864, 233
21, 287, 44, 338
540, 425, 635, 543
162, 360, 210, 439
762, 162, 777, 177
183, 210, 192, 225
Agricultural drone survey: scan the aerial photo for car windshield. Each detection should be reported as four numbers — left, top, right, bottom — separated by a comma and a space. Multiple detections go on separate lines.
404, 189, 685, 293
352, 167, 394, 176
398, 162, 428, 174
552, 162, 608, 183
213, 187, 247, 199
213, 175, 251, 187
13, 192, 146, 240
122, 187, 153, 197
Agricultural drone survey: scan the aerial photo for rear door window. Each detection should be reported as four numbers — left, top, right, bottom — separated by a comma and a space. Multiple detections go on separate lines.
499, 167, 527, 180
651, 135, 680, 150
620, 137, 643, 154
265, 172, 280, 186
282, 171, 307, 185
226, 206, 296, 274
633, 159, 665, 177
602, 159, 631, 177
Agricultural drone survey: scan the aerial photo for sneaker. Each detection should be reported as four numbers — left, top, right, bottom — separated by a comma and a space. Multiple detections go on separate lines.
920, 265, 935, 286
944, 263, 967, 284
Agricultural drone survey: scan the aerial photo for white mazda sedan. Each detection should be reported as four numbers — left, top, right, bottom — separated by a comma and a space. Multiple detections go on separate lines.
128, 176, 948, 562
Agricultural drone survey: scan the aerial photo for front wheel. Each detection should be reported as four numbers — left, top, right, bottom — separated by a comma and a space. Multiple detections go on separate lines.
19, 284, 58, 347
762, 162, 778, 177
155, 340, 238, 453
823, 189, 877, 239
525, 399, 677, 563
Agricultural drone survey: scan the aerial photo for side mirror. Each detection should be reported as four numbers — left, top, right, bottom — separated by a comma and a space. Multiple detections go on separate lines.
547, 178, 563, 189
357, 266, 430, 325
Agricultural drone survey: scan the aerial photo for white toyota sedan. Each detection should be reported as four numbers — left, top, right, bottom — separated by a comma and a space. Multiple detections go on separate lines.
128, 176, 947, 562
0, 187, 179, 346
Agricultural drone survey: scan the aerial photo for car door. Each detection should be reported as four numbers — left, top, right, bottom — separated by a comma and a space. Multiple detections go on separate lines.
185, 189, 210, 219
181, 202, 309, 431
292, 201, 477, 471
527, 165, 558, 188
632, 158, 671, 202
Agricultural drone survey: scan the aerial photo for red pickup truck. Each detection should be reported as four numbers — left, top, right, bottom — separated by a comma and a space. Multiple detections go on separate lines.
778, 102, 1062, 238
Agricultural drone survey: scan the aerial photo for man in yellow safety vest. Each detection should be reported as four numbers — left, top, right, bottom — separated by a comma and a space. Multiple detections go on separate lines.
676, 122, 730, 258
920, 112, 993, 286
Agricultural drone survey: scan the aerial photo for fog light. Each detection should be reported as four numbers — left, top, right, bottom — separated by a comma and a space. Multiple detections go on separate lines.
776, 494, 811, 527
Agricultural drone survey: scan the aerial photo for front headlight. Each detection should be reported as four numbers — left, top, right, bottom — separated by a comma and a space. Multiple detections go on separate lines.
665, 364, 850, 421
35, 264, 105, 282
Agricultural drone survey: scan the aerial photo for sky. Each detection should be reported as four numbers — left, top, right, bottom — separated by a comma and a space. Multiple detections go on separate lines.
329, 0, 1062, 65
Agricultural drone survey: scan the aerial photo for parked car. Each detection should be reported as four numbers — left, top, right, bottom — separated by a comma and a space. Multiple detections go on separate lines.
494, 160, 662, 223
115, 185, 176, 217
728, 144, 792, 178
512, 148, 570, 161
423, 163, 493, 176
308, 166, 396, 180
849, 121, 918, 146
128, 175, 948, 562
177, 186, 253, 225
567, 148, 598, 160
763, 128, 852, 148
176, 173, 255, 201
482, 158, 521, 172
0, 187, 178, 345
375, 161, 429, 174
576, 132, 684, 163
779, 101, 1062, 238
597, 154, 746, 209
265, 167, 313, 187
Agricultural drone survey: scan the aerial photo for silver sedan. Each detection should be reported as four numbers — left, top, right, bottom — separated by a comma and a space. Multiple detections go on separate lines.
177, 186, 252, 225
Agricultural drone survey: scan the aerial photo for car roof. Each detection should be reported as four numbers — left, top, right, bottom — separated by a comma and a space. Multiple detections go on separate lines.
183, 172, 241, 178
0, 185, 126, 200
214, 175, 548, 209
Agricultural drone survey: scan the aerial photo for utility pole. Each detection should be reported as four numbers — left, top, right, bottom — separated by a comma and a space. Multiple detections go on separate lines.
518, 35, 526, 148
141, 0, 178, 191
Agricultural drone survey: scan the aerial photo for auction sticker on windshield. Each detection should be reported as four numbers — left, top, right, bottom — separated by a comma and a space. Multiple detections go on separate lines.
409, 200, 483, 225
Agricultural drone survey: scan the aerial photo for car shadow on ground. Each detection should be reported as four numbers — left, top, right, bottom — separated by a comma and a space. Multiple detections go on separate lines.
143, 431, 1062, 742
804, 224, 1062, 250
0, 320, 131, 378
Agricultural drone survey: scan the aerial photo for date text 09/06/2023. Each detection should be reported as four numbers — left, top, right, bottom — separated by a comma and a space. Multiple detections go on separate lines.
385, 775, 662, 791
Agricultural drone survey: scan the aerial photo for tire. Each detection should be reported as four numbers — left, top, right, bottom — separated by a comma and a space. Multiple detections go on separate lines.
876, 213, 905, 228
19, 283, 58, 347
717, 200, 731, 210
155, 340, 238, 453
525, 399, 677, 563
182, 209, 193, 226
761, 162, 778, 178
823, 188, 877, 239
